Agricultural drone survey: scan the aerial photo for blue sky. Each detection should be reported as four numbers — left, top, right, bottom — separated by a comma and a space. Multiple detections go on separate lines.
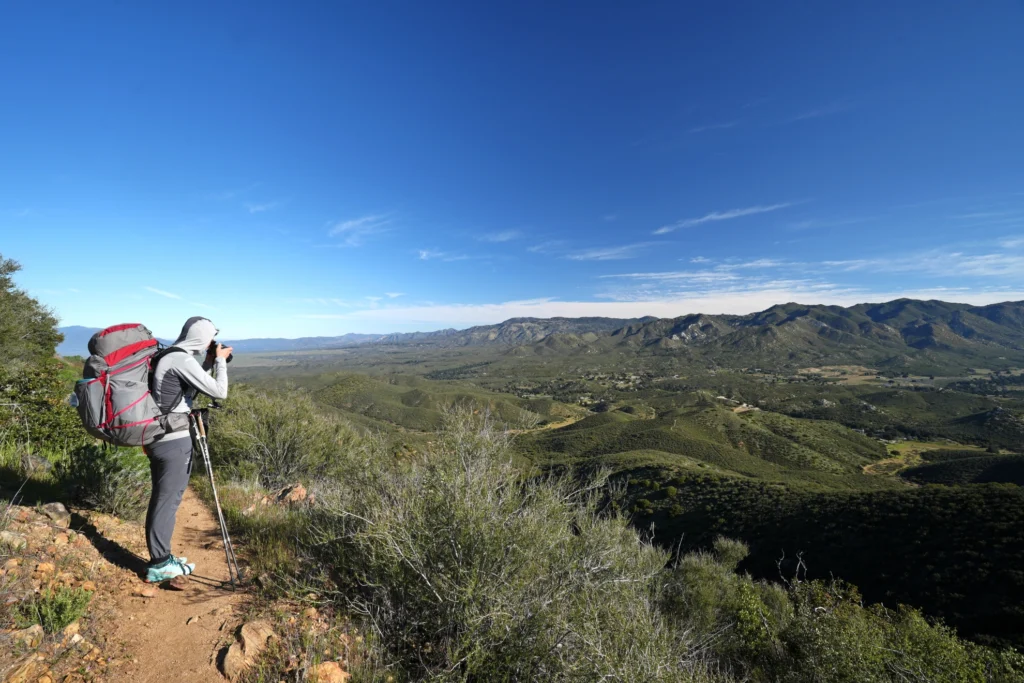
3, 1, 1023, 339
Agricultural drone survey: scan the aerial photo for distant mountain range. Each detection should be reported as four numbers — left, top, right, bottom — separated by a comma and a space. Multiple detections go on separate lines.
57, 299, 1024, 370
55, 326, 383, 357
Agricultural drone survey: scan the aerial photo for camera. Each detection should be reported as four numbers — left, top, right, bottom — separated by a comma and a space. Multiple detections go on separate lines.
208, 340, 234, 363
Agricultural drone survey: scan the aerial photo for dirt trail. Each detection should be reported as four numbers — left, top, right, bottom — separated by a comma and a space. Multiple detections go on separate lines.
105, 488, 247, 682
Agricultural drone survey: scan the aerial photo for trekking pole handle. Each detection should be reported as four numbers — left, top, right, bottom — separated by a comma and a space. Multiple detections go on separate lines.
194, 411, 207, 439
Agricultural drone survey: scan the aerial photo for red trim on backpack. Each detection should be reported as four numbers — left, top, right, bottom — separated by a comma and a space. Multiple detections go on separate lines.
104, 339, 157, 366
107, 391, 151, 422
108, 357, 150, 377
104, 376, 113, 428
109, 417, 158, 429
99, 323, 143, 337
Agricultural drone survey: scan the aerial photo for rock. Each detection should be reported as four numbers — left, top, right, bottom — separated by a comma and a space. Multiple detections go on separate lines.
186, 616, 200, 626
4, 558, 20, 570
37, 673, 54, 683
53, 533, 69, 546
274, 483, 308, 504
133, 585, 158, 598
0, 530, 27, 551
3, 654, 44, 683
302, 607, 319, 619
70, 633, 83, 646
221, 620, 276, 680
62, 621, 80, 638
41, 502, 70, 528
80, 581, 97, 592
167, 575, 190, 591
12, 624, 44, 648
34, 562, 55, 575
309, 662, 350, 683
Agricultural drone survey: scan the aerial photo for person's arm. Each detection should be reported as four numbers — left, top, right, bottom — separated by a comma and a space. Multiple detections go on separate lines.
177, 353, 229, 400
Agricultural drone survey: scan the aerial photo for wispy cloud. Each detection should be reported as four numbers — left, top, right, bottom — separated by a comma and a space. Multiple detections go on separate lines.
245, 201, 281, 214
566, 242, 659, 261
787, 101, 853, 123
690, 256, 711, 263
688, 121, 739, 134
327, 214, 392, 247
527, 240, 567, 255
292, 289, 1024, 329
418, 249, 469, 262
385, 292, 405, 298
478, 229, 523, 243
145, 286, 182, 300
655, 203, 796, 235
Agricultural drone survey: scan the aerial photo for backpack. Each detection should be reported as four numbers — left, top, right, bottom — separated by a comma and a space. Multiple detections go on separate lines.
73, 323, 187, 446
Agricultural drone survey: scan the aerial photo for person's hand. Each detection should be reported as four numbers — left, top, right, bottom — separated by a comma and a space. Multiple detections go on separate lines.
215, 343, 234, 360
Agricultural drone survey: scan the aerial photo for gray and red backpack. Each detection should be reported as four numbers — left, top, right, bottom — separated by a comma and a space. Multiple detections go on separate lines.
73, 323, 186, 446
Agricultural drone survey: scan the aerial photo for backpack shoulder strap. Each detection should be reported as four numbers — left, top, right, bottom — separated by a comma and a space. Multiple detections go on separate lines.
148, 346, 189, 410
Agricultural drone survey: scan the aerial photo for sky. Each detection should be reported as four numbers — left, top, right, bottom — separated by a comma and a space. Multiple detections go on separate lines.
2, 1, 1024, 339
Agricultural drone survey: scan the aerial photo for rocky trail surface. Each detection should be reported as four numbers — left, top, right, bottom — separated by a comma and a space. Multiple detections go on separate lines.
2, 488, 251, 682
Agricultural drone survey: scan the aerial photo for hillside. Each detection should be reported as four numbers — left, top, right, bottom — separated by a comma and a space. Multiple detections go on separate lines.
61, 299, 1024, 370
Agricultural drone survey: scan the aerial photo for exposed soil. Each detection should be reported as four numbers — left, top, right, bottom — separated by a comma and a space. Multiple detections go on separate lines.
1, 487, 248, 682
104, 488, 248, 682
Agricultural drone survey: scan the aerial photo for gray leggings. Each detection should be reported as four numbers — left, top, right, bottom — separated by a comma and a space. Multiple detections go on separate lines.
144, 436, 193, 564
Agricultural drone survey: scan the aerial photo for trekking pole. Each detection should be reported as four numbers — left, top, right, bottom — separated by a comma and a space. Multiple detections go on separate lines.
191, 411, 243, 589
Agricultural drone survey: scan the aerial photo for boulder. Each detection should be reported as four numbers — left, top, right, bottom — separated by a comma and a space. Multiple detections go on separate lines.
0, 530, 27, 551
41, 502, 70, 528
221, 620, 276, 680
11, 624, 44, 648
3, 654, 44, 683
274, 483, 308, 504
309, 661, 350, 683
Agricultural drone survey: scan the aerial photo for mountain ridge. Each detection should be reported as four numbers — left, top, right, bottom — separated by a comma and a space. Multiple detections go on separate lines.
58, 299, 1024, 368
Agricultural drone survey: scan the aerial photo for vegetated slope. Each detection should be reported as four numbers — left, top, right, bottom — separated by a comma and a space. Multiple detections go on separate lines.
520, 400, 893, 492
630, 474, 1024, 648
375, 316, 655, 347
901, 454, 1024, 485
304, 372, 582, 432
517, 298, 1024, 371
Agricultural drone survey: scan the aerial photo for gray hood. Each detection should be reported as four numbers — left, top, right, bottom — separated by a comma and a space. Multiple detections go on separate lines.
172, 316, 218, 355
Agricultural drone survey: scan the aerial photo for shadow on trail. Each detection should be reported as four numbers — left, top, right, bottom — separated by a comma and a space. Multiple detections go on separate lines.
69, 511, 149, 575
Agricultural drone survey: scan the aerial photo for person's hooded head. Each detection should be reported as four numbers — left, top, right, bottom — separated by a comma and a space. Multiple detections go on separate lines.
173, 316, 219, 356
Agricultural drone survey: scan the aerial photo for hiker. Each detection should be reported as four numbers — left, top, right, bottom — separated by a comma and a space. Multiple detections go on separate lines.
144, 317, 232, 582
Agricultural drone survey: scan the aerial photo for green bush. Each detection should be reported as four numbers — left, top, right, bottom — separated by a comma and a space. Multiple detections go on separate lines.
0, 358, 86, 452
56, 444, 151, 520
207, 385, 364, 488
15, 586, 91, 633
309, 407, 704, 682
659, 539, 995, 682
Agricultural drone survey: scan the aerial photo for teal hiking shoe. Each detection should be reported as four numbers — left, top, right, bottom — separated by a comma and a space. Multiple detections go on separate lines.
146, 557, 196, 583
